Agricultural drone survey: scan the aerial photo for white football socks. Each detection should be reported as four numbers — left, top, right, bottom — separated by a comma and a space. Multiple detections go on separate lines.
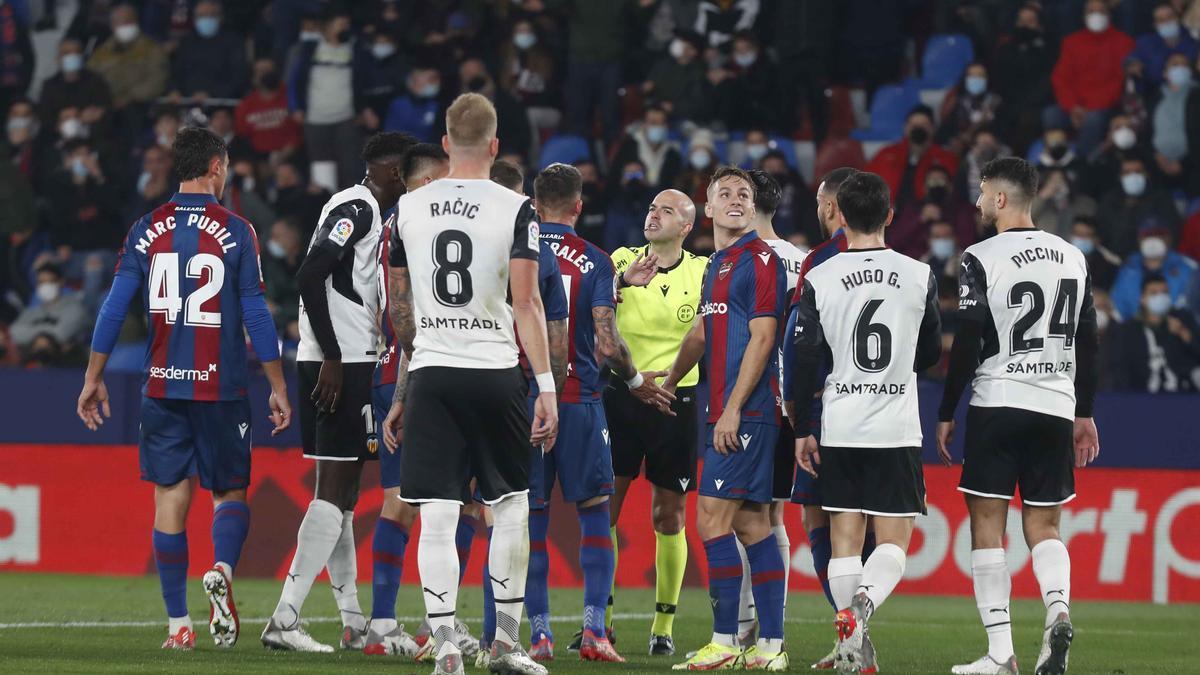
734, 538, 756, 635
858, 543, 906, 616
328, 510, 366, 632
418, 501, 461, 657
273, 499, 343, 626
1031, 539, 1071, 627
489, 493, 530, 647
772, 523, 791, 617
827, 556, 863, 611
971, 547, 1014, 662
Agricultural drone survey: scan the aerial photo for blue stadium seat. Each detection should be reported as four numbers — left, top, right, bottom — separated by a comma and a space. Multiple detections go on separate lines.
1025, 139, 1045, 163
850, 83, 921, 142
768, 135, 798, 169
107, 341, 147, 374
914, 33, 975, 89
538, 134, 591, 169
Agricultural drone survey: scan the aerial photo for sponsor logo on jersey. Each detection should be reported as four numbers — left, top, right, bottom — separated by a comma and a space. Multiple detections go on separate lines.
959, 284, 969, 297
148, 363, 218, 382
698, 301, 728, 317
328, 218, 355, 246
419, 316, 503, 330
718, 260, 734, 280
833, 381, 907, 395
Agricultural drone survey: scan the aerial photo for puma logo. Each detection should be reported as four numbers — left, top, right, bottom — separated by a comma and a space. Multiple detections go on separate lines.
989, 608, 1009, 614
349, 204, 362, 215
287, 573, 298, 582
489, 575, 510, 590
1047, 589, 1065, 597
331, 583, 346, 593
423, 587, 449, 602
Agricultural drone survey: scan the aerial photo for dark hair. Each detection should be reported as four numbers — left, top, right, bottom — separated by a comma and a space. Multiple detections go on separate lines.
1142, 272, 1168, 291
980, 156, 1039, 205
490, 158, 525, 192
172, 127, 227, 181
748, 169, 781, 217
820, 167, 858, 195
35, 260, 64, 279
534, 163, 583, 214
907, 104, 935, 125
401, 142, 447, 185
707, 165, 755, 196
836, 171, 891, 234
362, 131, 418, 164
1072, 215, 1098, 231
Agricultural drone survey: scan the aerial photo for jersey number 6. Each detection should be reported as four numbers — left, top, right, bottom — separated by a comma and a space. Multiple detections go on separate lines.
853, 298, 893, 373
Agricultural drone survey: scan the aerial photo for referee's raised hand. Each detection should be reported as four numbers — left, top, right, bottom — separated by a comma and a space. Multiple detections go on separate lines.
622, 251, 661, 288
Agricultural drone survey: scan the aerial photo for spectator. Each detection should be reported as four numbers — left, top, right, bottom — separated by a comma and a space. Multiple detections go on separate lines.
605, 159, 656, 250
674, 129, 718, 236
1033, 126, 1085, 186
1151, 52, 1194, 187
1032, 167, 1096, 238
383, 64, 443, 143
271, 158, 328, 239
360, 29, 407, 130
499, 18, 559, 134
262, 216, 305, 341
47, 138, 121, 309
711, 30, 779, 131
9, 261, 90, 366
88, 4, 169, 111
760, 150, 819, 243
2, 100, 37, 237
1047, 0, 1135, 157
235, 58, 302, 157
740, 128, 769, 169
125, 143, 171, 223
551, 0, 636, 143
575, 159, 609, 246
936, 62, 1002, 155
1083, 113, 1155, 198
37, 38, 112, 135
920, 219, 961, 285
611, 105, 683, 193
1188, 50, 1200, 197
7, 98, 40, 183
288, 8, 369, 190
643, 31, 709, 125
891, 166, 976, 258
1097, 157, 1181, 257
457, 57, 531, 160
169, 0, 249, 101
992, 4, 1055, 153
1180, 207, 1200, 261
1069, 216, 1122, 291
0, 0, 33, 115
693, 0, 759, 49
1111, 223, 1197, 320
1126, 2, 1198, 93
865, 105, 960, 212
1109, 273, 1200, 392
958, 126, 1010, 205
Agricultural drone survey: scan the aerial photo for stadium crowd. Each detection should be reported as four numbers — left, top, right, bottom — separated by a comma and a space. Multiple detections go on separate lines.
2, 0, 1199, 392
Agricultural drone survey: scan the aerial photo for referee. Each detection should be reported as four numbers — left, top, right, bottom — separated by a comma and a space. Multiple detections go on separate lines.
604, 189, 708, 656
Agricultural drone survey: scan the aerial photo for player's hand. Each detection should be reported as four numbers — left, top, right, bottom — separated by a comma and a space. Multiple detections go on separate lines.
268, 388, 291, 436
312, 359, 343, 413
630, 370, 675, 412
622, 252, 661, 288
936, 420, 955, 466
1073, 417, 1099, 468
613, 287, 624, 304
795, 434, 819, 477
77, 377, 111, 431
713, 407, 741, 455
531, 391, 558, 452
382, 401, 404, 453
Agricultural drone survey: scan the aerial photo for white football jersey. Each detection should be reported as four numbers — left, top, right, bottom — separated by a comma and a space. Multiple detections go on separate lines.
297, 184, 384, 363
795, 248, 941, 447
390, 178, 540, 371
958, 228, 1091, 420
765, 238, 808, 416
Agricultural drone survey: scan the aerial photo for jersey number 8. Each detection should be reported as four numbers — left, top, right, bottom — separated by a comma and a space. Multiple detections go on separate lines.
148, 252, 224, 327
432, 230, 474, 307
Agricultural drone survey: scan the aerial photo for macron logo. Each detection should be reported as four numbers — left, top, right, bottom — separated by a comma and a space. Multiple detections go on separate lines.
601, 429, 610, 445
740, 433, 752, 447
714, 479, 725, 490
757, 252, 772, 266
678, 478, 690, 490
238, 423, 248, 438
148, 363, 217, 382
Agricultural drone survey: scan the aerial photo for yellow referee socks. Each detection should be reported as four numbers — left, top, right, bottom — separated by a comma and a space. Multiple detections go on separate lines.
652, 528, 688, 636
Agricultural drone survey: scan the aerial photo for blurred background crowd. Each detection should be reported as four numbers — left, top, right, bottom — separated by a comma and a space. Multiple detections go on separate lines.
1, 0, 1199, 393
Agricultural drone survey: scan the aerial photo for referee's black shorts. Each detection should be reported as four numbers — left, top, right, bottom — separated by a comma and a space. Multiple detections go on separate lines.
605, 383, 697, 493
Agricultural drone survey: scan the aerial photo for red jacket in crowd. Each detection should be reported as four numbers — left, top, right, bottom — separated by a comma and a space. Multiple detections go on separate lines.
865, 140, 960, 203
1051, 27, 1134, 112
235, 86, 302, 154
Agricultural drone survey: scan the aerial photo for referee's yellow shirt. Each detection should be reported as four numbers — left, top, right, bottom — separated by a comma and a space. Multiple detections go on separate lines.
611, 245, 708, 388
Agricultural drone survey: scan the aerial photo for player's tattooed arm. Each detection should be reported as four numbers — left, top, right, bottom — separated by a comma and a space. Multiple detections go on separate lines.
593, 306, 636, 381
391, 350, 411, 406
547, 318, 569, 391
387, 265, 416, 357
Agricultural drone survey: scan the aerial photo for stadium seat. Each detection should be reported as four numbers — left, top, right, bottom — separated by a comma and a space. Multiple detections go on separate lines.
538, 134, 591, 169
813, 138, 867, 181
825, 86, 859, 138
850, 83, 920, 142
912, 33, 974, 89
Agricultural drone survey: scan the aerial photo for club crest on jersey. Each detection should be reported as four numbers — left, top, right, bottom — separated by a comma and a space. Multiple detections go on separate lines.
328, 218, 355, 246
718, 260, 734, 280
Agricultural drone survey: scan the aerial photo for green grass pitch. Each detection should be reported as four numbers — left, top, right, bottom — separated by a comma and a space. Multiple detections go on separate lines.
0, 573, 1191, 673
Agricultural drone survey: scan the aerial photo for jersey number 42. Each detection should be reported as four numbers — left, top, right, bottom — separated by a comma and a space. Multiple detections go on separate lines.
148, 252, 224, 327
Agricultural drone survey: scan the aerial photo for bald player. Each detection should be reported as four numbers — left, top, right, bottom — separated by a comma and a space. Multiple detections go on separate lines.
601, 189, 709, 657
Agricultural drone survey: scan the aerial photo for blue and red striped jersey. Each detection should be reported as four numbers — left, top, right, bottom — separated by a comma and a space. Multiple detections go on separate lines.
517, 237, 571, 386
783, 228, 847, 408
114, 193, 265, 401
374, 207, 399, 387
532, 222, 614, 403
701, 230, 787, 424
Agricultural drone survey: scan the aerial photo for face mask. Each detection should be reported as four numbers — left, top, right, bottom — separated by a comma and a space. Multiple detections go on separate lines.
908, 126, 930, 145
114, 24, 140, 43
1071, 236, 1095, 255
300, 30, 321, 42
930, 238, 955, 259
644, 124, 667, 144
70, 157, 89, 179
513, 31, 536, 50
467, 75, 490, 93
266, 239, 287, 258
669, 39, 686, 60
157, 132, 173, 148
746, 143, 768, 161
1015, 27, 1041, 42
623, 170, 645, 183
259, 72, 280, 90
1145, 292, 1171, 317
689, 149, 710, 170
926, 184, 948, 202
1113, 126, 1136, 149
195, 16, 220, 38
1121, 172, 1147, 196
61, 53, 84, 73
137, 171, 151, 193
336, 29, 352, 43
7, 116, 33, 134
733, 51, 757, 68
1157, 20, 1181, 41
1096, 310, 1110, 331
965, 75, 987, 96
1085, 12, 1109, 33
1048, 143, 1068, 161
418, 83, 439, 98
36, 282, 61, 304
1166, 64, 1192, 88
372, 42, 396, 59
1140, 236, 1167, 259
59, 117, 84, 139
